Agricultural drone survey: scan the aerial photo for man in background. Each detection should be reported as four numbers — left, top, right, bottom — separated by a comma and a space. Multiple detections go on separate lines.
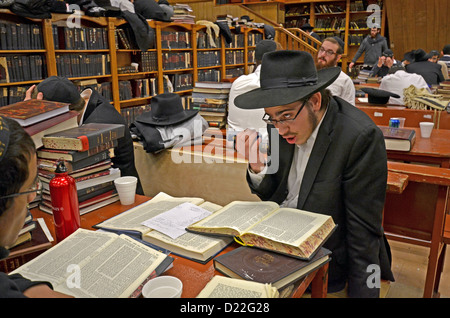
315, 36, 355, 105
371, 49, 401, 78
25, 77, 144, 195
349, 24, 388, 71
406, 49, 445, 86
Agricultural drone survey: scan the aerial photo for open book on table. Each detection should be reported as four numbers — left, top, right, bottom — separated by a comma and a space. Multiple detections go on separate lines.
93, 192, 233, 264
11, 229, 173, 298
186, 201, 336, 260
197, 276, 279, 298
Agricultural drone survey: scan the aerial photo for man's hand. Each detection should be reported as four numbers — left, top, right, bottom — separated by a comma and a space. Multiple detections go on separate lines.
235, 129, 267, 174
349, 62, 355, 71
24, 85, 43, 101
377, 56, 386, 67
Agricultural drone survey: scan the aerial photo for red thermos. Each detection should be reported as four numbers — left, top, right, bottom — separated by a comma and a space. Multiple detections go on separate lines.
49, 161, 80, 242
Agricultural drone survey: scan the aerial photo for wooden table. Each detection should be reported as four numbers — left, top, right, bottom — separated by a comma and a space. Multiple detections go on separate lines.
31, 195, 329, 298
385, 127, 450, 168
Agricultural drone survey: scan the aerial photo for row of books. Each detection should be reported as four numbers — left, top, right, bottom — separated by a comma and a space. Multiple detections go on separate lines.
284, 17, 309, 29
0, 22, 44, 50
315, 4, 345, 14
225, 50, 244, 65
349, 33, 367, 46
350, 19, 369, 29
133, 51, 158, 73
162, 51, 192, 70
0, 55, 46, 83
197, 51, 221, 68
52, 25, 109, 50
285, 4, 310, 17
169, 73, 193, 92
225, 67, 245, 79
314, 17, 346, 30
248, 33, 264, 47
197, 69, 221, 82
119, 79, 156, 101
55, 53, 111, 78
161, 31, 191, 49
0, 85, 29, 107
192, 81, 231, 129
224, 34, 245, 49
196, 31, 221, 49
121, 104, 151, 127
115, 27, 138, 50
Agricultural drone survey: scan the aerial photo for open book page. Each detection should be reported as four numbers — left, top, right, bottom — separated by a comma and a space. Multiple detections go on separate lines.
13, 229, 169, 298
144, 201, 232, 256
188, 201, 279, 236
241, 208, 335, 258
11, 229, 117, 287
96, 192, 204, 234
197, 276, 279, 298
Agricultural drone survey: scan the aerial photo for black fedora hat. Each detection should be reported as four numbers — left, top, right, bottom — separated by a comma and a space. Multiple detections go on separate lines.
136, 93, 198, 126
234, 50, 341, 109
414, 49, 431, 62
361, 87, 400, 104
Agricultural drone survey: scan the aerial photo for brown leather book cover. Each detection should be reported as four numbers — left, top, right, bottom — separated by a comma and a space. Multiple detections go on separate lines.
0, 99, 69, 124
214, 246, 331, 290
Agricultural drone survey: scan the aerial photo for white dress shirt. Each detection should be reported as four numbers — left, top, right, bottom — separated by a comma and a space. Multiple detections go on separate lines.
327, 71, 355, 106
379, 70, 430, 105
227, 65, 268, 143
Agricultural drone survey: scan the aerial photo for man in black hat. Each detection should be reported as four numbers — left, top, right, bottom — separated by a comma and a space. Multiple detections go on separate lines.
300, 23, 321, 48
349, 24, 388, 71
370, 49, 401, 78
234, 50, 394, 297
406, 49, 445, 86
25, 77, 144, 195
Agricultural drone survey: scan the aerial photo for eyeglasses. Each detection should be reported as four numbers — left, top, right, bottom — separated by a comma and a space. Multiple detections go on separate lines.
318, 47, 337, 56
262, 98, 309, 126
0, 178, 42, 200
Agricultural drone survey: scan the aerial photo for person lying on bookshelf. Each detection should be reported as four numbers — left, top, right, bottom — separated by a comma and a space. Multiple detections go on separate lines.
25, 77, 144, 195
0, 116, 72, 298
233, 50, 394, 298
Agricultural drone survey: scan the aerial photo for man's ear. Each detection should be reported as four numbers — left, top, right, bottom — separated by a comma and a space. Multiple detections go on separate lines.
309, 92, 322, 112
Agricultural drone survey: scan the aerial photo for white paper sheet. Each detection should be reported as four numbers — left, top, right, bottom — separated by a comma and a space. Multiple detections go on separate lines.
141, 202, 212, 239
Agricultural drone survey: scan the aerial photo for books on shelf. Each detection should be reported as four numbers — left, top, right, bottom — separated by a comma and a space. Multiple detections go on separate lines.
196, 276, 279, 298
42, 123, 125, 151
11, 229, 173, 298
93, 192, 233, 264
24, 110, 79, 149
214, 246, 331, 291
379, 126, 416, 152
0, 99, 69, 127
187, 200, 336, 260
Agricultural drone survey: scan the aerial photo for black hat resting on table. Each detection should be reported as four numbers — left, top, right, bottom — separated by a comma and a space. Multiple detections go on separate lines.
136, 93, 198, 126
361, 87, 400, 104
234, 50, 341, 109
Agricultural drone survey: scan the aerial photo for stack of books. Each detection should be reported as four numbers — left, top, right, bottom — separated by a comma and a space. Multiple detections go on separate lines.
37, 123, 125, 215
171, 4, 195, 24
436, 81, 450, 99
191, 81, 232, 129
0, 99, 79, 148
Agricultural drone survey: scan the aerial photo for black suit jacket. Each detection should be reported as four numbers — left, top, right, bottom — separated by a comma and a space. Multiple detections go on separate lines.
83, 89, 143, 195
247, 97, 394, 297
406, 60, 444, 86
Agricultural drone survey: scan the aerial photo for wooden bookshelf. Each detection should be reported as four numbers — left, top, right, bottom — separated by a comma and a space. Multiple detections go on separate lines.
283, 0, 386, 70
0, 11, 265, 121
